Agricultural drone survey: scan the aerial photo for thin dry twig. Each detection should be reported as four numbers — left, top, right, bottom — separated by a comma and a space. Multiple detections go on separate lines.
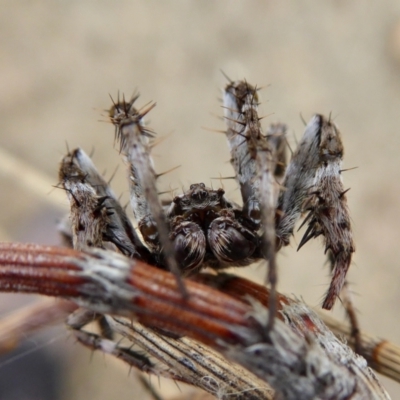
0, 298, 77, 353
0, 146, 65, 205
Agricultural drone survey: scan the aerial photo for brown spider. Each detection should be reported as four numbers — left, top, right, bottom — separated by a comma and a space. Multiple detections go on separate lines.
0, 80, 389, 399
60, 80, 353, 313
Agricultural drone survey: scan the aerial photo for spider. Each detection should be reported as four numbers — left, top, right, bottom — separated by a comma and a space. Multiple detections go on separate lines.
0, 79, 381, 400
59, 79, 354, 317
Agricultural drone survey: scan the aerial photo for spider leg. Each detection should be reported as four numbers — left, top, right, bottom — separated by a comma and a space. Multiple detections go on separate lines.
266, 122, 288, 184
223, 81, 261, 230
66, 309, 160, 378
327, 250, 362, 354
223, 81, 280, 330
60, 148, 152, 261
310, 158, 354, 309
57, 169, 176, 387
59, 152, 110, 251
70, 313, 271, 399
277, 115, 355, 309
74, 330, 158, 375
109, 95, 186, 295
275, 115, 322, 247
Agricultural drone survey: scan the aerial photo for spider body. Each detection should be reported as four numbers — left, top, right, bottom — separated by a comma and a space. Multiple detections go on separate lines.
3, 77, 357, 398
59, 79, 354, 313
166, 183, 259, 272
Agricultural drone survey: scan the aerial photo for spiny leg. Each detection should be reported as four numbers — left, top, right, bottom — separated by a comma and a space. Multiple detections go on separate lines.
110, 317, 271, 399
277, 115, 355, 309
109, 95, 187, 296
60, 148, 152, 261
223, 81, 261, 230
67, 310, 263, 398
59, 151, 110, 251
59, 163, 133, 369
298, 117, 354, 309
266, 122, 288, 185
275, 115, 323, 247
66, 309, 162, 379
327, 250, 362, 354
223, 81, 280, 330
60, 150, 157, 360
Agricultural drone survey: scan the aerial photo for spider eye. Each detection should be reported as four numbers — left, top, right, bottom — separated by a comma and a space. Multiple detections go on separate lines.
192, 190, 207, 201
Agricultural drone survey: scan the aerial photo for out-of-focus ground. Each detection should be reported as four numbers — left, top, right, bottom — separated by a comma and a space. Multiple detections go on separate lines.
1, 1, 400, 398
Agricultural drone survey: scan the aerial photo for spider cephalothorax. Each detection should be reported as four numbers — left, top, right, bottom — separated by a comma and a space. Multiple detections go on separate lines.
167, 183, 260, 272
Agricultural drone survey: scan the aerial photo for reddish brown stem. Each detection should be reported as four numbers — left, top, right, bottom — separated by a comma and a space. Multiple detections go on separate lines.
0, 242, 254, 348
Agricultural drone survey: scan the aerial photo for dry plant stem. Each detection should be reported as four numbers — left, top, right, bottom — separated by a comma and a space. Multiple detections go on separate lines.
0, 270, 397, 388
320, 311, 400, 385
67, 308, 197, 387
197, 273, 400, 385
0, 146, 66, 205
340, 282, 362, 354
109, 318, 272, 399
0, 243, 255, 345
0, 242, 389, 399
0, 298, 77, 353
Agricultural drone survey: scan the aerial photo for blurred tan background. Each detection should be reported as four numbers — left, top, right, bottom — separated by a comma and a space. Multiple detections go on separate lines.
1, 1, 400, 398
